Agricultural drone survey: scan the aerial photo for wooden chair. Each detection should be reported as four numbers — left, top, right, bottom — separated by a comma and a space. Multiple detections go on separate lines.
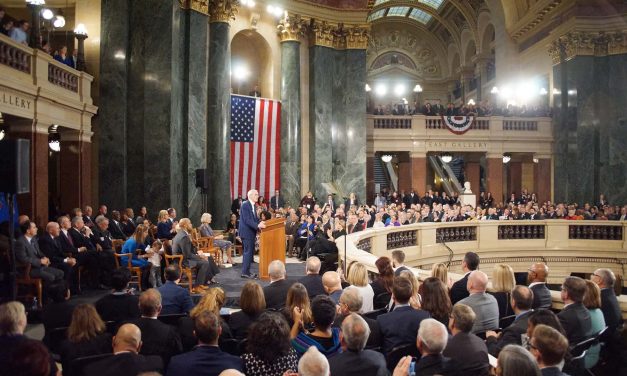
196, 237, 222, 266
163, 254, 194, 293
112, 239, 125, 252
16, 262, 42, 309
113, 250, 143, 291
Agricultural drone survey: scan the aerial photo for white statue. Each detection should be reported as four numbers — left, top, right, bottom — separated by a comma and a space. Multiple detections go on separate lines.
463, 181, 473, 194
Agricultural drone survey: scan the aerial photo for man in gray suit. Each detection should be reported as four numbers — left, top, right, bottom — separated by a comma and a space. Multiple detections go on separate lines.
171, 218, 219, 293
456, 271, 499, 334
14, 220, 64, 283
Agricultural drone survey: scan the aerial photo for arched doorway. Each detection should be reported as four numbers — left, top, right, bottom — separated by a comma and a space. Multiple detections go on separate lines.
230, 30, 272, 97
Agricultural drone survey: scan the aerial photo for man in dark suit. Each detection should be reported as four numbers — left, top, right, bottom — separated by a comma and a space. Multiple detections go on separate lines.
239, 189, 266, 278
557, 276, 591, 345
38, 221, 76, 288
298, 256, 326, 299
529, 324, 570, 376
443, 304, 490, 375
528, 263, 552, 309
450, 251, 480, 305
285, 211, 300, 255
263, 260, 293, 310
269, 190, 285, 211
377, 277, 430, 354
328, 313, 387, 376
83, 323, 163, 376
592, 268, 623, 331
391, 250, 409, 276
413, 318, 453, 376
95, 268, 140, 323
166, 311, 243, 376
132, 289, 182, 365
83, 205, 96, 228
158, 265, 194, 315
108, 211, 127, 240
172, 218, 219, 292
75, 215, 115, 288
14, 220, 64, 284
346, 214, 363, 234
333, 287, 382, 349
486, 285, 534, 356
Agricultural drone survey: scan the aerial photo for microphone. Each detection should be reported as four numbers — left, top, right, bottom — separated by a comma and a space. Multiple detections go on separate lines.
439, 233, 454, 268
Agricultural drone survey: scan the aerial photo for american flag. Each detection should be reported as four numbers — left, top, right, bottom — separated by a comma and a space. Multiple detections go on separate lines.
230, 94, 281, 200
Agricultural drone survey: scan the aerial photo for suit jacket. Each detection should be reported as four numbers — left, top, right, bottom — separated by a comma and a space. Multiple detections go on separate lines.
269, 195, 285, 210
530, 283, 552, 310
132, 317, 182, 365
238, 200, 259, 240
92, 227, 114, 251
443, 332, 490, 375
172, 230, 201, 268
38, 234, 68, 266
108, 220, 127, 240
229, 311, 261, 340
328, 349, 388, 376
95, 293, 141, 323
347, 223, 363, 234
83, 214, 96, 228
377, 306, 430, 354
450, 273, 470, 305
458, 293, 500, 334
263, 279, 294, 310
166, 345, 243, 376
557, 302, 592, 345
541, 367, 569, 376
285, 220, 300, 237
414, 354, 453, 376
486, 310, 533, 356
83, 352, 163, 376
298, 274, 326, 299
158, 281, 194, 315
57, 230, 80, 256
333, 313, 382, 350
69, 227, 97, 251
600, 288, 623, 331
15, 235, 44, 269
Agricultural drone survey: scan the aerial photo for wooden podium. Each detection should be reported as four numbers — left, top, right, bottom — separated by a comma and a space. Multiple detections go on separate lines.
259, 218, 286, 280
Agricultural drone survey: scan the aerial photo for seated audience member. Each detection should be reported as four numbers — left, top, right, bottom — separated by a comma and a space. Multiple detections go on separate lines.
7, 339, 54, 376
291, 295, 342, 358
430, 262, 451, 289
391, 250, 409, 276
38, 221, 76, 288
346, 262, 374, 313
328, 313, 387, 376
443, 304, 490, 375
525, 310, 566, 348
15, 220, 64, 285
157, 210, 176, 240
414, 319, 453, 376
59, 304, 113, 373
132, 289, 182, 365
529, 325, 569, 376
377, 276, 430, 354
370, 257, 394, 308
158, 265, 194, 315
283, 283, 313, 329
557, 276, 592, 345
95, 268, 141, 323
121, 209, 136, 237
167, 311, 243, 376
199, 212, 234, 265
322, 271, 344, 304
333, 287, 382, 349
419, 277, 452, 327
121, 225, 151, 287
299, 346, 330, 376
58, 215, 100, 285
0, 301, 58, 376
495, 345, 541, 376
242, 312, 299, 376
486, 285, 534, 356
41, 283, 74, 345
399, 270, 421, 310
108, 211, 128, 240
172, 218, 220, 292
263, 260, 294, 310
229, 281, 266, 340
591, 268, 623, 331
450, 252, 480, 304
456, 270, 499, 334
298, 256, 326, 299
489, 264, 516, 319
582, 280, 604, 368
83, 323, 164, 376
179, 288, 232, 351
528, 263, 552, 310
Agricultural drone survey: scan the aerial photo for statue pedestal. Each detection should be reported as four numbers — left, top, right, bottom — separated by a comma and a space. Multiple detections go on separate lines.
460, 194, 477, 208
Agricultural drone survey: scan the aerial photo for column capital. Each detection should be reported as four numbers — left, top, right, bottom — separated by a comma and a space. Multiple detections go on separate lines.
308, 20, 340, 48
277, 14, 308, 43
547, 30, 627, 65
345, 24, 370, 50
178, 0, 209, 15
208, 0, 238, 23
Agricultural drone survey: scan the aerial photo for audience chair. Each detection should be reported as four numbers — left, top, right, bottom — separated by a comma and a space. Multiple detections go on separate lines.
68, 353, 114, 376
112, 239, 124, 252
113, 250, 143, 291
195, 236, 222, 266
157, 313, 187, 326
386, 343, 420, 372
362, 307, 389, 321
163, 254, 194, 293
16, 262, 43, 309
105, 320, 118, 335
46, 326, 68, 356
498, 314, 517, 330
374, 292, 392, 310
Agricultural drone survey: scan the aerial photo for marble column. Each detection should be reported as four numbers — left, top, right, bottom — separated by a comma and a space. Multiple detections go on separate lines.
366, 154, 374, 204
206, 1, 236, 228
411, 153, 427, 194
278, 15, 306, 208
486, 155, 504, 204
59, 129, 92, 214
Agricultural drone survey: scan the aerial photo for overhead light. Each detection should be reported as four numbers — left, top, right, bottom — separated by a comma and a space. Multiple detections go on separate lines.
365, 84, 371, 92
413, 84, 423, 93
53, 14, 65, 28
374, 83, 387, 97
533, 156, 539, 163
490, 86, 499, 94
114, 51, 126, 60
467, 99, 475, 105
42, 8, 54, 20
502, 153, 511, 164
441, 153, 452, 164
232, 64, 250, 81
74, 23, 88, 36
402, 98, 408, 104
26, 0, 46, 5
48, 132, 60, 152
266, 4, 283, 17
241, 0, 255, 7
394, 83, 406, 96
0, 128, 5, 141
381, 154, 393, 163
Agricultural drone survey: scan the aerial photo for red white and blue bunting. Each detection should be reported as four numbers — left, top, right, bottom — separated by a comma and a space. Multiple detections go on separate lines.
441, 115, 474, 135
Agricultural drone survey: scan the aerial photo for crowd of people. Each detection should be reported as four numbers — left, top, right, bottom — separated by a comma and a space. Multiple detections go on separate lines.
369, 100, 551, 118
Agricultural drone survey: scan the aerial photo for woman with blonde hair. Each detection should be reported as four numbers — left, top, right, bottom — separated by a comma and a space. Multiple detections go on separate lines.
489, 264, 516, 319
282, 283, 313, 328
199, 212, 234, 265
347, 262, 374, 312
431, 262, 451, 289
157, 209, 176, 239
59, 304, 112, 373
179, 288, 232, 351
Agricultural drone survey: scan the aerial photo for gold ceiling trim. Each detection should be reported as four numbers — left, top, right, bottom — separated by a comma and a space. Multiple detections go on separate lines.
178, 0, 209, 16
547, 30, 627, 65
511, 0, 563, 43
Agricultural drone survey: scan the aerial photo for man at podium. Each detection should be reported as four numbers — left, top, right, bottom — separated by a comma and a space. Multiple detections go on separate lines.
239, 189, 266, 279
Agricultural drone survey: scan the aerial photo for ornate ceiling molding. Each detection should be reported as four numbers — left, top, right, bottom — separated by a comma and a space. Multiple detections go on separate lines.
346, 25, 370, 49
547, 30, 627, 65
308, 20, 370, 50
208, 0, 238, 23
178, 0, 209, 15
510, 0, 564, 43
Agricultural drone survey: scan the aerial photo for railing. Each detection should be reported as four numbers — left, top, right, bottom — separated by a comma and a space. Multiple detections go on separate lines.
0, 39, 31, 73
503, 119, 538, 131
498, 224, 546, 239
357, 238, 372, 253
373, 116, 412, 129
436, 226, 477, 242
569, 225, 623, 240
48, 63, 79, 92
386, 230, 417, 250
425, 116, 490, 130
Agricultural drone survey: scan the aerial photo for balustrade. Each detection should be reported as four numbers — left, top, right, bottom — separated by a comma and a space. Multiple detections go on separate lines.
357, 238, 372, 253
48, 63, 79, 92
436, 226, 477, 242
498, 224, 545, 239
0, 38, 31, 73
387, 230, 417, 250
373, 117, 412, 129
569, 225, 623, 240
503, 119, 538, 131
425, 117, 489, 130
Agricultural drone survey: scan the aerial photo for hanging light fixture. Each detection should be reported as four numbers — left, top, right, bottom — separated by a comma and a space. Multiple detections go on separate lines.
48, 125, 60, 152
502, 153, 511, 164
441, 153, 453, 164
381, 154, 393, 163
53, 11, 65, 28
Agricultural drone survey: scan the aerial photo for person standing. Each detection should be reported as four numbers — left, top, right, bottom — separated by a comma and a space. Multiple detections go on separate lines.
239, 189, 266, 279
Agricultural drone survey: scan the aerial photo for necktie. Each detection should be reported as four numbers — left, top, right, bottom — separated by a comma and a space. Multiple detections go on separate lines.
67, 232, 74, 246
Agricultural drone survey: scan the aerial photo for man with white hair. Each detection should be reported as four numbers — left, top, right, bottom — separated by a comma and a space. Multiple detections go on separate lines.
413, 318, 452, 375
299, 347, 330, 376
333, 287, 381, 349
456, 270, 499, 334
298, 256, 325, 299
591, 268, 623, 331
262, 260, 293, 310
239, 189, 266, 278
328, 313, 387, 376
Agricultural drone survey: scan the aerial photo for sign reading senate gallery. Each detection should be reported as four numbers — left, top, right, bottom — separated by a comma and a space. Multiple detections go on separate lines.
427, 141, 488, 150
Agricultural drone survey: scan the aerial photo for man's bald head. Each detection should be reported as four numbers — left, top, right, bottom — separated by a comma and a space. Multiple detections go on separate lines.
528, 263, 548, 283
467, 270, 489, 293
322, 271, 342, 294
113, 324, 142, 353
